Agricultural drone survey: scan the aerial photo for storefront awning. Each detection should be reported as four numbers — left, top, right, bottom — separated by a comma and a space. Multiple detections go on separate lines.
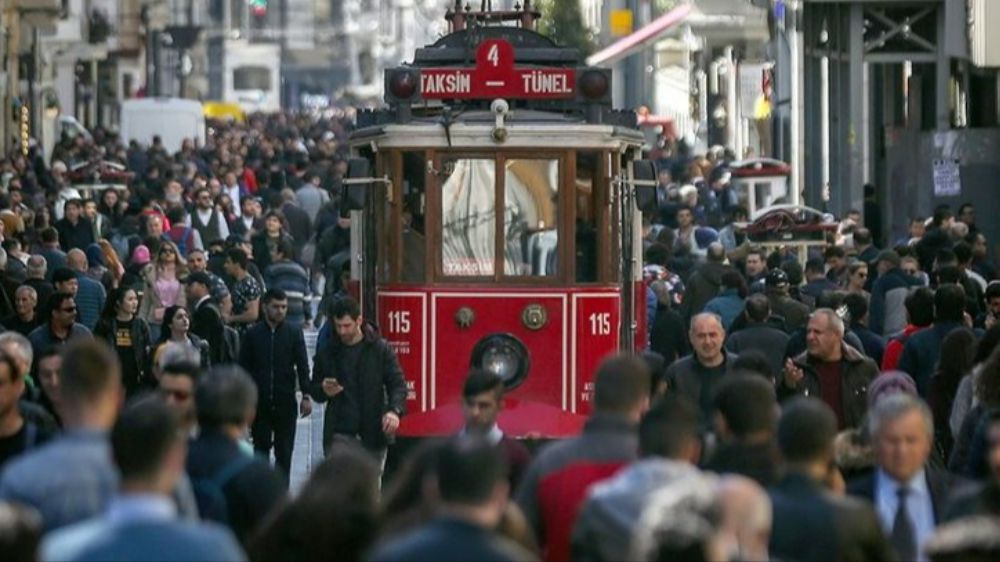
586, 3, 692, 67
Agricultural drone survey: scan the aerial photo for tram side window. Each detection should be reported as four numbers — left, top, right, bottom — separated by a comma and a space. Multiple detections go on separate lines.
504, 159, 558, 277
576, 152, 600, 282
441, 158, 496, 276
401, 152, 426, 282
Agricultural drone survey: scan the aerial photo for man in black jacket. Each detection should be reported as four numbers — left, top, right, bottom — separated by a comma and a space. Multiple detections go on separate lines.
53, 199, 95, 252
665, 312, 738, 418
238, 289, 311, 482
310, 296, 407, 468
705, 375, 781, 487
725, 294, 789, 378
185, 272, 225, 365
769, 398, 895, 562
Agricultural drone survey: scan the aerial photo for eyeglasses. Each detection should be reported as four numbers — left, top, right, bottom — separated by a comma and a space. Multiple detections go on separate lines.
161, 249, 175, 255
60, 307, 77, 313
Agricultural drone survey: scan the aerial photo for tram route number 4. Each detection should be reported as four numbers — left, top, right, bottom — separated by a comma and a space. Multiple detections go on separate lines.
419, 39, 576, 100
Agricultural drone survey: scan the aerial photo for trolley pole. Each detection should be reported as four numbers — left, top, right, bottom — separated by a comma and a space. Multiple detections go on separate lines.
788, 0, 804, 206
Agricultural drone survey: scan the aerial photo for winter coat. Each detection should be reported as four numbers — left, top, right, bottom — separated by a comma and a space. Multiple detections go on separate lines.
679, 261, 736, 324
308, 324, 407, 452
778, 344, 878, 429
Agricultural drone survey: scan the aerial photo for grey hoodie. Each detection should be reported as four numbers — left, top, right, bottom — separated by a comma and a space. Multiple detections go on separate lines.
571, 458, 699, 562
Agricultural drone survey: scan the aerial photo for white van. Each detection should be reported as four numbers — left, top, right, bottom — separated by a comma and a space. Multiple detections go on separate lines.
119, 98, 206, 154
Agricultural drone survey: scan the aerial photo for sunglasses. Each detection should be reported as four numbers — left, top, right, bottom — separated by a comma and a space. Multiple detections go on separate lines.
60, 306, 77, 313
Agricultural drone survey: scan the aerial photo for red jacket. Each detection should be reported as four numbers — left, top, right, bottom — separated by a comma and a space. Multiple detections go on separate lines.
881, 324, 926, 371
241, 167, 258, 194
514, 414, 638, 562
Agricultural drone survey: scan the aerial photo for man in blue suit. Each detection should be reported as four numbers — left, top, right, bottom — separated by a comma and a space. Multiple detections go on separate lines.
42, 398, 245, 562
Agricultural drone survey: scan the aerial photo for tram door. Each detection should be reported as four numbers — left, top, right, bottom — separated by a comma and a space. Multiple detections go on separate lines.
342, 149, 386, 322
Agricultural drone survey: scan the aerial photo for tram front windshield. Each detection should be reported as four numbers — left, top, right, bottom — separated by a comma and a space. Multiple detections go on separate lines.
440, 157, 559, 278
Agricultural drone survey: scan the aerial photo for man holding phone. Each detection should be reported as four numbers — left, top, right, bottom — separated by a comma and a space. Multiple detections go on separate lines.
310, 297, 407, 472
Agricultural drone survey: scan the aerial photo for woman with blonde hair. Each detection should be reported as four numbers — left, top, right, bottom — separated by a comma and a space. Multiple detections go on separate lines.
138, 239, 188, 341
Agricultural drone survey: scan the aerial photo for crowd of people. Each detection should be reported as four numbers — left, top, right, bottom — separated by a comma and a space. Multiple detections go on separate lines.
0, 114, 998, 561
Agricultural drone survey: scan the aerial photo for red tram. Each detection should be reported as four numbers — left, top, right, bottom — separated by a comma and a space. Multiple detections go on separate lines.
341, 2, 658, 438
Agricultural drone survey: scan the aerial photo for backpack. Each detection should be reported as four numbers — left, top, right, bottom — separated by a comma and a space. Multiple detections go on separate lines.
192, 454, 255, 525
220, 325, 241, 364
172, 227, 194, 257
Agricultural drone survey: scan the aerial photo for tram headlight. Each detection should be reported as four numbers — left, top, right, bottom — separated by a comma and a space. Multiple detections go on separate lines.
579, 70, 610, 100
471, 334, 530, 391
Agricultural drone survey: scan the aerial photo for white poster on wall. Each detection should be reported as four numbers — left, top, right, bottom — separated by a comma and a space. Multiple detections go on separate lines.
932, 158, 961, 197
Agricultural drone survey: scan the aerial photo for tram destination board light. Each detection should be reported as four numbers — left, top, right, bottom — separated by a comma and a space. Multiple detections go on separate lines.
417, 39, 577, 100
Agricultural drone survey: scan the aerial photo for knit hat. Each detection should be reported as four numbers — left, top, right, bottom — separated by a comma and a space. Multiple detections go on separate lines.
85, 244, 105, 268
694, 227, 719, 250
867, 371, 918, 407
131, 245, 151, 266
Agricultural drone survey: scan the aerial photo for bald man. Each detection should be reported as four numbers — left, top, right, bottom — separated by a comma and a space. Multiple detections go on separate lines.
64, 249, 105, 331
717, 475, 773, 562
665, 313, 739, 417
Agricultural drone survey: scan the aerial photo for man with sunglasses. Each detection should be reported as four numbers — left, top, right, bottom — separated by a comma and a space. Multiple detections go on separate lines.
27, 293, 92, 362
189, 187, 230, 246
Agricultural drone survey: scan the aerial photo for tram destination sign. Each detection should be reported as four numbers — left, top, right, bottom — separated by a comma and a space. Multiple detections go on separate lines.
419, 39, 576, 100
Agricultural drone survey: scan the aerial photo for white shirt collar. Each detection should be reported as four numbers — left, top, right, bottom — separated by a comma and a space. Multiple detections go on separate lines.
460, 423, 504, 445
876, 467, 929, 498
106, 493, 176, 524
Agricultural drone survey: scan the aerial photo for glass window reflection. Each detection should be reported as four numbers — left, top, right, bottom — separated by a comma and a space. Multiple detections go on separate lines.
504, 159, 559, 276
441, 158, 496, 276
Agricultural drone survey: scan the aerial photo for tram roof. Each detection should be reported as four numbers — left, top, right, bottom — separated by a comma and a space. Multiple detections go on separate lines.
351, 108, 643, 150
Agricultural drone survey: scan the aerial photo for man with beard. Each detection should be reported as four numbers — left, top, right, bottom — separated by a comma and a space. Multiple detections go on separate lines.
309, 296, 406, 472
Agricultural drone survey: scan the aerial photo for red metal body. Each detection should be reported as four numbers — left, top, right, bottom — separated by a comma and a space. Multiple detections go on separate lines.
379, 285, 623, 438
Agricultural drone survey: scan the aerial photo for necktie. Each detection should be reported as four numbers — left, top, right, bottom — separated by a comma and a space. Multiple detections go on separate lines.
891, 486, 917, 561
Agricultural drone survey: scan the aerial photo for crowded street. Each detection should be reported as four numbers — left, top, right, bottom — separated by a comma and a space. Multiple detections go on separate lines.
2, 0, 1000, 561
